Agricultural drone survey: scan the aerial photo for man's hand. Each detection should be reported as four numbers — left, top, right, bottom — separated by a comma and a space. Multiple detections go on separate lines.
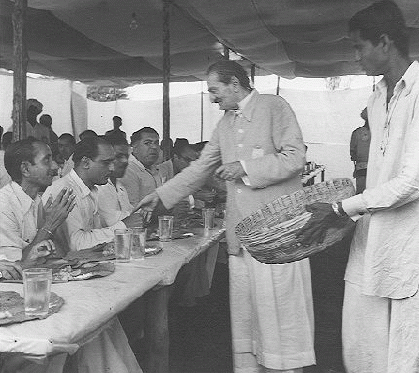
44, 187, 76, 232
123, 212, 146, 228
25, 239, 56, 261
132, 192, 161, 224
297, 202, 343, 245
215, 161, 246, 181
0, 260, 22, 280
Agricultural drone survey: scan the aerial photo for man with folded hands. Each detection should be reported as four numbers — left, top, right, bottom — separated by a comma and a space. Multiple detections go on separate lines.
0, 138, 75, 268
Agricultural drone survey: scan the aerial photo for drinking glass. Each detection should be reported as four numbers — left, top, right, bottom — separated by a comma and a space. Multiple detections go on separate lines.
22, 268, 52, 318
131, 227, 147, 260
202, 208, 216, 229
114, 228, 132, 262
158, 215, 174, 242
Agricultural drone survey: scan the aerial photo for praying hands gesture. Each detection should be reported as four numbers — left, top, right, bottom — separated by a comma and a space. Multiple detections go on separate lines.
21, 188, 75, 261
43, 187, 76, 232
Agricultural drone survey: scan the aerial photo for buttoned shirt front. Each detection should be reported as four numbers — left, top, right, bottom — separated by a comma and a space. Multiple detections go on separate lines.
43, 169, 126, 251
0, 182, 43, 260
120, 154, 170, 207
97, 179, 133, 227
343, 60, 419, 298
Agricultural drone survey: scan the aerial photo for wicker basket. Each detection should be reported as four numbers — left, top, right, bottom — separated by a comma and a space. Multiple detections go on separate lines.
235, 178, 355, 264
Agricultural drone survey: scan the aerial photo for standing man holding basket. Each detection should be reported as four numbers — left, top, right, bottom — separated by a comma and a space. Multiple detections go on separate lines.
138, 60, 315, 373
300, 1, 419, 372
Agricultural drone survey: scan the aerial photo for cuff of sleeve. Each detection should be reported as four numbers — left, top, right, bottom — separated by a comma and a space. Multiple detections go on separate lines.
341, 194, 369, 221
240, 160, 251, 186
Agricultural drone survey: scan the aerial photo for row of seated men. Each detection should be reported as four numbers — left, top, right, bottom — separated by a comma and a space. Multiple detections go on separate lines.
0, 128, 225, 372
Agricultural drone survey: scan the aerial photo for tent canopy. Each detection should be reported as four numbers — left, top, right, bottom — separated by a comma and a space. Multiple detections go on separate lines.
1, 0, 419, 85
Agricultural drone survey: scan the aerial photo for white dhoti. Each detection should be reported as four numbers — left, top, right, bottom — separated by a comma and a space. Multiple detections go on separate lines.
230, 250, 315, 373
343, 281, 419, 373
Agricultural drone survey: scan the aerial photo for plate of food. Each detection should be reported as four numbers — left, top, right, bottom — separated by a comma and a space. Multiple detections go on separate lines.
0, 291, 64, 325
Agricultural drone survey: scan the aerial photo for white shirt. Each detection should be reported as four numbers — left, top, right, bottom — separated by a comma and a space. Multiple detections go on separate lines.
0, 150, 11, 189
120, 154, 169, 207
43, 170, 126, 251
0, 182, 43, 260
343, 61, 419, 298
97, 179, 133, 227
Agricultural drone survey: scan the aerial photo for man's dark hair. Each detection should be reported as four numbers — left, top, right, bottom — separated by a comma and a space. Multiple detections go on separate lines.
2, 132, 13, 150
104, 133, 128, 147
173, 138, 190, 157
79, 129, 98, 141
39, 114, 52, 127
191, 141, 208, 153
4, 138, 41, 183
349, 0, 409, 57
73, 136, 110, 167
58, 133, 76, 145
207, 60, 252, 91
130, 127, 159, 146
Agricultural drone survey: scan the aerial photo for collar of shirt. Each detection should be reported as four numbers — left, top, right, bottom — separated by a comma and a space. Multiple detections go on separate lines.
129, 154, 147, 172
129, 154, 159, 175
231, 89, 257, 121
375, 60, 419, 98
9, 181, 40, 215
68, 169, 97, 198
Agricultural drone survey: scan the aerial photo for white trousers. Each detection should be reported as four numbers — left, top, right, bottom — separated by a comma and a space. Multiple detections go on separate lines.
343, 281, 419, 373
230, 250, 315, 373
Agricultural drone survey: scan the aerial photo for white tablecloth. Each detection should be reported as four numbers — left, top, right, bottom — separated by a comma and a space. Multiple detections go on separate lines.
0, 227, 225, 359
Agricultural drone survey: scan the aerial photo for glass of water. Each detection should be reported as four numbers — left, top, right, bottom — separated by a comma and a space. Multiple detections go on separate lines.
114, 228, 132, 262
22, 268, 52, 318
131, 227, 147, 260
202, 208, 216, 229
158, 215, 174, 242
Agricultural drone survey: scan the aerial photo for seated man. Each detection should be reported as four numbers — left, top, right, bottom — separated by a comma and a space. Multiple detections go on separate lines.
43, 136, 143, 252
0, 138, 75, 262
98, 134, 133, 226
57, 133, 76, 177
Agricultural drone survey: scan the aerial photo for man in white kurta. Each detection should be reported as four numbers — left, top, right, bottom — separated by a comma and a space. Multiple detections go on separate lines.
43, 137, 143, 252
300, 2, 419, 372
138, 60, 315, 373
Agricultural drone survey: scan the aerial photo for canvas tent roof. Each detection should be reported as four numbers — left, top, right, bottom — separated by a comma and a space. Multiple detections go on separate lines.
1, 0, 419, 85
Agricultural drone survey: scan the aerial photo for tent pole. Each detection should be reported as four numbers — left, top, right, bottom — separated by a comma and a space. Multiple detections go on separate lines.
276, 76, 280, 95
162, 0, 171, 161
200, 81, 204, 142
251, 64, 255, 87
12, 0, 28, 141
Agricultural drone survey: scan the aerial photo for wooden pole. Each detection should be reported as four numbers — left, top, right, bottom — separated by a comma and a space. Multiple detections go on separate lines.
12, 0, 28, 141
276, 76, 280, 95
200, 81, 204, 142
250, 64, 255, 87
162, 0, 171, 161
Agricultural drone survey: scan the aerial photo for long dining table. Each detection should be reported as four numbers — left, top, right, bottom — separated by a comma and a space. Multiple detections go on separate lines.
0, 225, 225, 373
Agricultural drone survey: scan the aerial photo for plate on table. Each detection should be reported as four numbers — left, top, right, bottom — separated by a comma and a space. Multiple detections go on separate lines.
0, 291, 64, 325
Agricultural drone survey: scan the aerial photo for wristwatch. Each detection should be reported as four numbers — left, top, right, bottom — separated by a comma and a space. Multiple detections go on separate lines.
331, 201, 348, 218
